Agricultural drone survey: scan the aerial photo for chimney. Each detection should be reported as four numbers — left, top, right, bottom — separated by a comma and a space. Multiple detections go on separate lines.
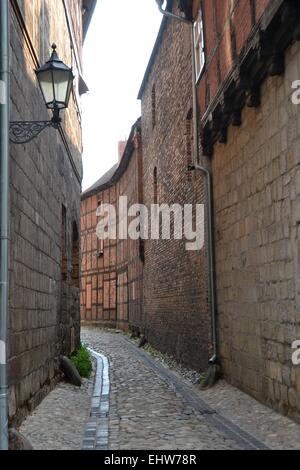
118, 140, 127, 163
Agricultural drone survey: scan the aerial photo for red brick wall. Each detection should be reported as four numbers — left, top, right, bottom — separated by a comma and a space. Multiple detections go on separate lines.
81, 126, 144, 331
81, 185, 118, 327
195, 0, 272, 116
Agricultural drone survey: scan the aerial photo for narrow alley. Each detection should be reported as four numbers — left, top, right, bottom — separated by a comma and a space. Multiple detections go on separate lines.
19, 328, 300, 451
2, 0, 300, 454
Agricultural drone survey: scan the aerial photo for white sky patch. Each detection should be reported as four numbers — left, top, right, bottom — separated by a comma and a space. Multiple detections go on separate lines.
0, 340, 6, 365
82, 0, 162, 191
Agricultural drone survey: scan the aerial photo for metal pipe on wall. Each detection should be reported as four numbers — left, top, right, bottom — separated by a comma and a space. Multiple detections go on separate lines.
0, 0, 10, 451
155, 0, 191, 24
155, 0, 218, 366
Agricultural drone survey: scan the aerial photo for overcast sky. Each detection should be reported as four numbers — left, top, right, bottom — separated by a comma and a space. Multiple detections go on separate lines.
81, 0, 162, 191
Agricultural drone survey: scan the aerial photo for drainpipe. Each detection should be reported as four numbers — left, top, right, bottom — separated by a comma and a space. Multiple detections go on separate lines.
0, 0, 10, 451
155, 0, 218, 368
155, 0, 191, 24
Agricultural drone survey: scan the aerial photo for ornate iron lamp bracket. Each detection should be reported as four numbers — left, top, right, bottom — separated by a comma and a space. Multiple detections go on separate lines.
9, 119, 60, 144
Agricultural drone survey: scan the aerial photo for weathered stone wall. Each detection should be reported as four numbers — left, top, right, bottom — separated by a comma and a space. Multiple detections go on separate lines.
8, 0, 84, 425
81, 123, 144, 332
140, 2, 211, 371
212, 41, 300, 422
190, 0, 300, 421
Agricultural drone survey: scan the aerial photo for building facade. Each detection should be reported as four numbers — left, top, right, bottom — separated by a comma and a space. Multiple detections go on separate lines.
186, 0, 300, 420
8, 0, 95, 425
137, 1, 211, 371
81, 120, 144, 332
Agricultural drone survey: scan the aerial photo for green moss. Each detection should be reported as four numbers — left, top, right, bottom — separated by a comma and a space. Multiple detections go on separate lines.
198, 373, 207, 388
144, 344, 163, 358
70, 345, 92, 379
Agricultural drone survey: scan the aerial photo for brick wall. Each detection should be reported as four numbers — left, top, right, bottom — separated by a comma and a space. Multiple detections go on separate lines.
194, 0, 272, 117
212, 41, 300, 422
8, 0, 84, 425
139, 2, 211, 371
81, 184, 117, 327
81, 122, 144, 332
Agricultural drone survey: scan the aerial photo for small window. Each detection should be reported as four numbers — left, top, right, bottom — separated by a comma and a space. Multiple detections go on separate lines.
97, 237, 104, 258
193, 8, 205, 81
71, 221, 80, 289
96, 201, 104, 257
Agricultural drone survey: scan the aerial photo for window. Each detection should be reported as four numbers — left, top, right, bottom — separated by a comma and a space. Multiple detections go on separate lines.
97, 235, 104, 257
96, 200, 104, 257
151, 85, 156, 129
193, 8, 205, 81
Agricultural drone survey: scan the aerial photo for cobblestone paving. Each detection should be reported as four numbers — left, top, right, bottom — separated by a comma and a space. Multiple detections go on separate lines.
82, 328, 247, 450
135, 339, 300, 450
19, 375, 94, 450
18, 327, 300, 450
197, 380, 300, 450
82, 327, 300, 451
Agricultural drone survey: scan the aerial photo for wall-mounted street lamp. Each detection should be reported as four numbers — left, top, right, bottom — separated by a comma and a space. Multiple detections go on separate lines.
10, 44, 74, 144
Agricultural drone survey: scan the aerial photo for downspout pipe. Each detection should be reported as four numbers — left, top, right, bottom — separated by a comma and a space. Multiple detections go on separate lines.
155, 0, 218, 366
155, 0, 191, 25
0, 0, 10, 451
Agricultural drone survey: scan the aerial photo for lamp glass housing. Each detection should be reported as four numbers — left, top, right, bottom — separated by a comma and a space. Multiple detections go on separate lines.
35, 44, 74, 111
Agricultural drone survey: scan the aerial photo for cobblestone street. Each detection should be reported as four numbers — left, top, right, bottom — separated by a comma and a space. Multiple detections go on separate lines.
83, 330, 241, 450
19, 327, 300, 450
19, 374, 94, 450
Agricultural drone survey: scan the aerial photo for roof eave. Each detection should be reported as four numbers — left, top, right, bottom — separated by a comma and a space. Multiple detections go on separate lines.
82, 0, 97, 41
81, 118, 141, 201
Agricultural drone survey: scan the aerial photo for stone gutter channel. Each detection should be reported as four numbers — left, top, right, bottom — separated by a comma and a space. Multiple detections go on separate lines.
82, 349, 110, 450
82, 340, 269, 451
